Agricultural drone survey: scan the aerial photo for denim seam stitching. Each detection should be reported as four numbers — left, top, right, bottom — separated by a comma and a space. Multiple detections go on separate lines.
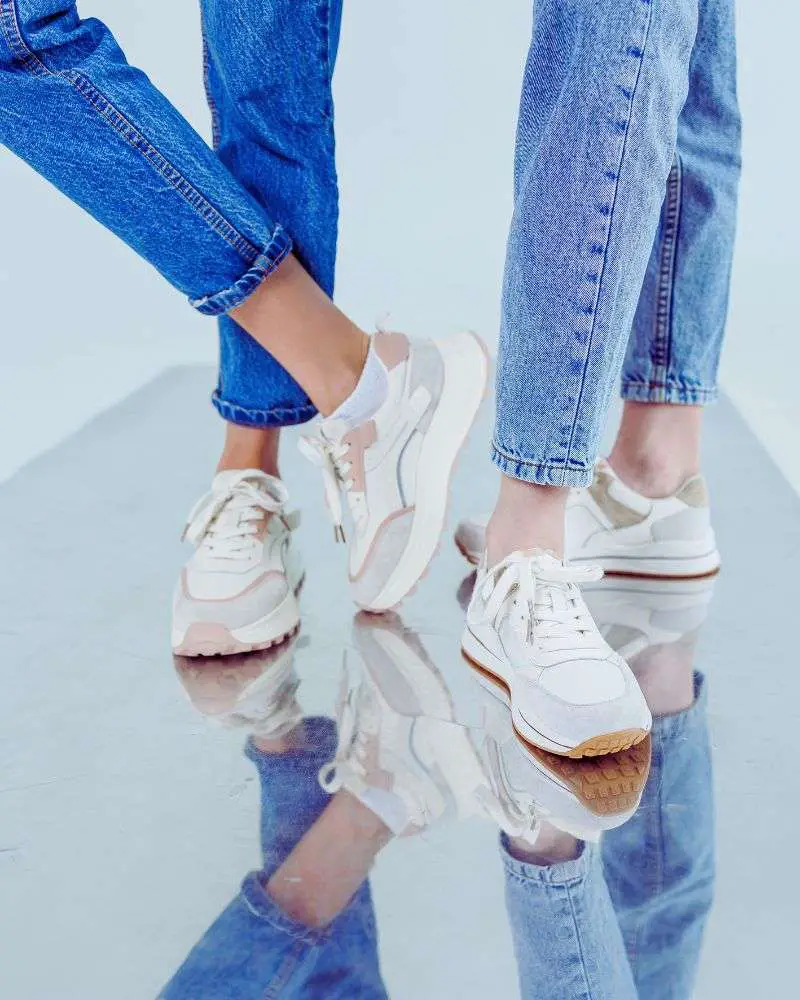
201, 35, 222, 151
565, 883, 594, 1000
561, 4, 655, 476
652, 153, 683, 385
3, 0, 262, 264
492, 441, 589, 473
263, 939, 309, 1000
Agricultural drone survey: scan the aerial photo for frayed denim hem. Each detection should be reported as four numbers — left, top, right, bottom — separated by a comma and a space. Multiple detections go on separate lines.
491, 444, 593, 489
620, 381, 718, 405
190, 224, 293, 316
212, 391, 317, 428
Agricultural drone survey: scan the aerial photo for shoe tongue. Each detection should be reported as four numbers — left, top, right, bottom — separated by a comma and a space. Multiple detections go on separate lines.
319, 415, 351, 442
519, 547, 563, 568
211, 469, 288, 507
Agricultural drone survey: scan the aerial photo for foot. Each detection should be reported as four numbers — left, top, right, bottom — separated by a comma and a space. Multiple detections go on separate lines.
171, 470, 303, 656
455, 459, 720, 579
300, 331, 489, 611
318, 613, 539, 840
462, 549, 652, 758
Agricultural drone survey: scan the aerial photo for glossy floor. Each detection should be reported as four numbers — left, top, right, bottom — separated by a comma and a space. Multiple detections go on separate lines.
1, 369, 797, 999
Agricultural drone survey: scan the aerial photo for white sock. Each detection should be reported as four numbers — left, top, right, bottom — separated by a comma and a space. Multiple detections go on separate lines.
328, 340, 389, 427
358, 786, 411, 836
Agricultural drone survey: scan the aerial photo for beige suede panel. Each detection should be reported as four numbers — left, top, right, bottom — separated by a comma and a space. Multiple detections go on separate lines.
373, 331, 410, 369
588, 467, 649, 528
342, 420, 378, 492
677, 476, 709, 508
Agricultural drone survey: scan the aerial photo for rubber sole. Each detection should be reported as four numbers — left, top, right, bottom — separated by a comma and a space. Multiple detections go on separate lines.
172, 578, 303, 658
526, 738, 652, 816
366, 332, 490, 611
462, 649, 649, 759
455, 536, 722, 581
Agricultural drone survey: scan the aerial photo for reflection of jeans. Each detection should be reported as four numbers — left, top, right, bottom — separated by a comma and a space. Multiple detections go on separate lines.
0, 0, 341, 426
505, 673, 713, 1000
160, 720, 388, 999
602, 673, 714, 1000
494, 0, 741, 486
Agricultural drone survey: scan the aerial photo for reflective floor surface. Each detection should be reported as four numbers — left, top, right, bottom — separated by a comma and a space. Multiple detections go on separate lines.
2, 367, 798, 999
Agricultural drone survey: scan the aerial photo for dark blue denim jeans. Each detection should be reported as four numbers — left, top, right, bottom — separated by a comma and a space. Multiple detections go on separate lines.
0, 0, 341, 427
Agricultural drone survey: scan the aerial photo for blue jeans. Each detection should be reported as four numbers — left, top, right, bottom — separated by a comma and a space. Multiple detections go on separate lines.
493, 0, 741, 486
0, 0, 341, 427
505, 673, 713, 999
160, 719, 388, 999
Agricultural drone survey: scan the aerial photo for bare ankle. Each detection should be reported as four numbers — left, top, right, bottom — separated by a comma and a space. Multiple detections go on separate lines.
485, 475, 569, 566
217, 425, 281, 478
609, 402, 703, 498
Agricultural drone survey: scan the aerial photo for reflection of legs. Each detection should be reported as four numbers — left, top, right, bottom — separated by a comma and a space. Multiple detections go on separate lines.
162, 719, 388, 999
487, 0, 699, 561
601, 667, 714, 1000
503, 832, 637, 1000
613, 0, 741, 499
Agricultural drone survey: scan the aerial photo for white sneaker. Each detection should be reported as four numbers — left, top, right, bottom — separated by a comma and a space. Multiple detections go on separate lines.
173, 633, 303, 741
462, 550, 652, 758
318, 614, 538, 840
582, 575, 717, 663
454, 459, 720, 579
478, 699, 651, 841
300, 330, 489, 611
171, 470, 303, 657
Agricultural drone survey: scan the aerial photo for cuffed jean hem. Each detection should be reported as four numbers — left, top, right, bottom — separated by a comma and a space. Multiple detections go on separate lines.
491, 444, 593, 489
620, 381, 719, 406
190, 224, 293, 316
240, 871, 330, 945
212, 392, 318, 428
500, 835, 591, 884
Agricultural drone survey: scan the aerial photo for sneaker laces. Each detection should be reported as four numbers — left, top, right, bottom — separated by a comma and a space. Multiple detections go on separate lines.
479, 552, 604, 653
298, 431, 354, 543
182, 471, 288, 559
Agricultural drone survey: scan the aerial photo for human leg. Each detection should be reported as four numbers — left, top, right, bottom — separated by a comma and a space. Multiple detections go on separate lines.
617, 0, 741, 498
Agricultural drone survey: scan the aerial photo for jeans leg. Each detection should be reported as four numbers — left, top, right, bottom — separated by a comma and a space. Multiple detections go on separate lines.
201, 0, 343, 428
502, 837, 637, 1000
0, 0, 292, 316
601, 673, 714, 1000
161, 719, 387, 999
493, 0, 698, 487
623, 0, 741, 405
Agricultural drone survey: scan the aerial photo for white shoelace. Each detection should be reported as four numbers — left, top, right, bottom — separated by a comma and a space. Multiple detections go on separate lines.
479, 552, 604, 652
182, 471, 288, 559
298, 432, 354, 542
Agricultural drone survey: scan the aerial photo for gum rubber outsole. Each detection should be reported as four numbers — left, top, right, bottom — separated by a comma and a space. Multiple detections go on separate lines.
527, 739, 652, 816
462, 649, 650, 759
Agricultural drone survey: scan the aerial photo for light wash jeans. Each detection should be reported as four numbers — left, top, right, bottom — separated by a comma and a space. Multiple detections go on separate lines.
0, 0, 341, 427
505, 673, 713, 999
494, 0, 741, 486
162, 676, 712, 999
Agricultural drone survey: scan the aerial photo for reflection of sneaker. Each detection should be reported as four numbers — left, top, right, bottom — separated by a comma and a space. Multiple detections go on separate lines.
462, 550, 651, 758
582, 576, 716, 661
479, 700, 650, 840
173, 634, 303, 740
455, 460, 720, 579
319, 613, 539, 840
300, 331, 489, 612
172, 471, 303, 657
